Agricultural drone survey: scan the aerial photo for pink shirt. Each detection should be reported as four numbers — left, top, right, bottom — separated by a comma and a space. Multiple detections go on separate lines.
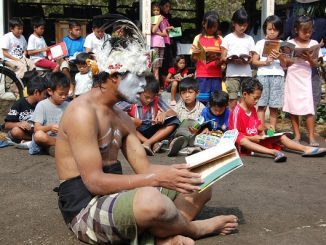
161, 17, 171, 45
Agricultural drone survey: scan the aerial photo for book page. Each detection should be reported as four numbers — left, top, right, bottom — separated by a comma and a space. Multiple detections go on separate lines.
294, 44, 320, 60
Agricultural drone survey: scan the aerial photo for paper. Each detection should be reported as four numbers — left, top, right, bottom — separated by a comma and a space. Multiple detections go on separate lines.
47, 42, 68, 61
169, 27, 182, 38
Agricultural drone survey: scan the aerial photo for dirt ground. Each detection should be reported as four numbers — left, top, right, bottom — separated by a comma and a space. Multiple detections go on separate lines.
1, 134, 326, 245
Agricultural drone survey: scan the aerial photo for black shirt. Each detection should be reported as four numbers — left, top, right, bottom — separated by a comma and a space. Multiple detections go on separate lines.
5, 98, 35, 123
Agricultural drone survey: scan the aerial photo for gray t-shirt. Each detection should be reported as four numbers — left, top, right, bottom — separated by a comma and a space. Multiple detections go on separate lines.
32, 98, 69, 136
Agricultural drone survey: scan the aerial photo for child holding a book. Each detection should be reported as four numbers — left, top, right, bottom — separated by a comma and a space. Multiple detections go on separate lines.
282, 16, 322, 147
221, 8, 255, 109
252, 15, 286, 130
191, 11, 223, 104
228, 78, 326, 162
165, 55, 193, 106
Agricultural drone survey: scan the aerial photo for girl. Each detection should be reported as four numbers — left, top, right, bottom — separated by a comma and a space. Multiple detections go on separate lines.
283, 16, 321, 146
252, 15, 286, 130
191, 11, 223, 104
151, 2, 167, 82
221, 8, 255, 109
165, 55, 193, 105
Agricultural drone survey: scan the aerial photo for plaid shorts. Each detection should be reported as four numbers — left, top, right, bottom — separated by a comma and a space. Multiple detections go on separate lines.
256, 75, 284, 108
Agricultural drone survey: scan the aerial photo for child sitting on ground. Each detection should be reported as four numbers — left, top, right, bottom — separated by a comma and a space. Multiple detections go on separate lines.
29, 72, 70, 156
228, 78, 326, 162
73, 52, 93, 97
63, 20, 85, 59
127, 75, 180, 156
4, 76, 47, 144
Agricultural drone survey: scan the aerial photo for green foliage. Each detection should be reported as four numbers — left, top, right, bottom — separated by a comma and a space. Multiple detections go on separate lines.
316, 104, 326, 125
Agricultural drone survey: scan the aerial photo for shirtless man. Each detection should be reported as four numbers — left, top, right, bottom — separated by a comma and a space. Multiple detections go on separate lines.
55, 23, 238, 244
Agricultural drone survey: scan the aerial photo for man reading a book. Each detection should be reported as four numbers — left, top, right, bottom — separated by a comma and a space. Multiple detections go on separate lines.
55, 31, 238, 245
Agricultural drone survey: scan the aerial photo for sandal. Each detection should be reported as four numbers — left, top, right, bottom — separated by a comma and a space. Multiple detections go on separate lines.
274, 152, 287, 163
143, 144, 154, 156
302, 148, 326, 157
153, 142, 163, 154
168, 136, 185, 157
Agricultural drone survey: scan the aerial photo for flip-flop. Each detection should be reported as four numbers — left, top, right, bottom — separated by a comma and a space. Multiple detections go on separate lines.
153, 142, 163, 154
143, 144, 154, 156
168, 136, 185, 157
274, 152, 287, 163
302, 148, 326, 157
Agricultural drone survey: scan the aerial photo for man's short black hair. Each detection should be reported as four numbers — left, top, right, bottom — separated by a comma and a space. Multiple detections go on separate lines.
75, 52, 91, 65
9, 17, 23, 29
48, 72, 70, 91
144, 74, 160, 94
179, 77, 199, 92
26, 76, 48, 96
31, 16, 46, 29
69, 20, 81, 29
209, 90, 229, 108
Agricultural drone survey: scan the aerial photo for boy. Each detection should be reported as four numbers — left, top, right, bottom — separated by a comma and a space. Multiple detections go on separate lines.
228, 78, 326, 162
84, 19, 110, 53
1, 17, 35, 79
73, 52, 93, 97
63, 20, 85, 58
127, 75, 181, 156
4, 76, 47, 144
29, 72, 70, 156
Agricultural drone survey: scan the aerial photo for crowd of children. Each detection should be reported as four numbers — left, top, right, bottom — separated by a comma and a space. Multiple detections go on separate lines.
1, 5, 325, 162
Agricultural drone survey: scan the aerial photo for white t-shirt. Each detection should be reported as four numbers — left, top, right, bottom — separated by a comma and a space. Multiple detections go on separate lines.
254, 39, 285, 76
84, 33, 111, 53
27, 34, 47, 62
74, 71, 93, 96
0, 32, 27, 60
221, 32, 255, 77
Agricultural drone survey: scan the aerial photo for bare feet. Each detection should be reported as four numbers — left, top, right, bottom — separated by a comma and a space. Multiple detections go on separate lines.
156, 235, 195, 245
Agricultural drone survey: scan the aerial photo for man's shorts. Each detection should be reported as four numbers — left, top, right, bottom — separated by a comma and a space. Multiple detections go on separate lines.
69, 188, 177, 245
225, 76, 251, 100
257, 75, 284, 108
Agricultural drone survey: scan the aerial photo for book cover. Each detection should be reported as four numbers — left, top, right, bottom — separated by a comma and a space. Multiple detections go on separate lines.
262, 40, 281, 57
186, 143, 243, 192
151, 15, 161, 25
197, 42, 222, 64
47, 42, 68, 61
169, 27, 182, 38
293, 44, 320, 60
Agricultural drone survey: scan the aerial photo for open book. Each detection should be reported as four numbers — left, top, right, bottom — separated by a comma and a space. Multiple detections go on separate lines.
197, 42, 222, 64
47, 42, 68, 61
226, 54, 251, 64
262, 131, 293, 139
186, 143, 243, 192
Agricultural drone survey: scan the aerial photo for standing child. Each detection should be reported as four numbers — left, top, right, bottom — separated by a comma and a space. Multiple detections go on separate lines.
282, 16, 322, 147
166, 55, 192, 105
151, 2, 167, 83
1, 17, 35, 79
84, 19, 110, 53
252, 15, 286, 130
221, 8, 255, 109
73, 52, 93, 97
191, 11, 223, 103
228, 78, 326, 162
29, 72, 70, 156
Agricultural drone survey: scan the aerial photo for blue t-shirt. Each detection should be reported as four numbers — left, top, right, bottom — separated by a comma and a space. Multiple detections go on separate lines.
201, 107, 230, 132
63, 36, 85, 58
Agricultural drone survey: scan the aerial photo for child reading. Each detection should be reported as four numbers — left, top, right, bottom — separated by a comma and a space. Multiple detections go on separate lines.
228, 78, 326, 162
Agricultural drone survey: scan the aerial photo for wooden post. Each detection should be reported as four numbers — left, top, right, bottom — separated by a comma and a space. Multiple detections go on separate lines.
140, 0, 151, 49
261, 0, 275, 36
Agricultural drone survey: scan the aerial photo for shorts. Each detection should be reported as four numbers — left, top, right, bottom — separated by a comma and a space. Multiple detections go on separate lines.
225, 76, 251, 100
197, 77, 222, 103
152, 47, 164, 68
70, 187, 177, 245
138, 116, 180, 139
257, 75, 284, 108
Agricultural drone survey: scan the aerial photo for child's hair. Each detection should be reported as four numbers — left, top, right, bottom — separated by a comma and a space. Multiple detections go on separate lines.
144, 74, 160, 94
241, 78, 263, 94
179, 77, 199, 92
75, 52, 91, 65
293, 15, 313, 37
152, 1, 160, 10
26, 76, 48, 96
68, 20, 81, 29
92, 19, 104, 29
31, 16, 46, 29
263, 15, 283, 37
232, 8, 249, 25
9, 17, 23, 29
202, 11, 220, 37
173, 55, 186, 72
209, 90, 229, 108
21, 70, 39, 86
48, 72, 70, 91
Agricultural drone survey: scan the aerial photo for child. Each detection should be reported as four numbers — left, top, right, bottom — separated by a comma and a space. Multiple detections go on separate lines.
63, 20, 85, 59
228, 78, 326, 162
282, 16, 322, 147
4, 76, 47, 144
84, 19, 110, 53
29, 72, 70, 156
27, 16, 60, 72
73, 52, 93, 97
151, 2, 167, 83
252, 15, 286, 130
127, 75, 181, 156
191, 11, 223, 103
1, 17, 35, 79
221, 8, 255, 109
166, 55, 192, 105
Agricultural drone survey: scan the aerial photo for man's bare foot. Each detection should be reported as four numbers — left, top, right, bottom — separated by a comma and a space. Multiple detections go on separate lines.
156, 235, 195, 245
193, 215, 238, 238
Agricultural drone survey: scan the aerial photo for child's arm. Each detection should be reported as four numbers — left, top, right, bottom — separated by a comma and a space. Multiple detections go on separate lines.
151, 16, 167, 37
27, 47, 48, 56
300, 52, 319, 67
2, 49, 20, 61
165, 72, 177, 83
34, 122, 58, 133
4, 121, 32, 131
252, 52, 273, 67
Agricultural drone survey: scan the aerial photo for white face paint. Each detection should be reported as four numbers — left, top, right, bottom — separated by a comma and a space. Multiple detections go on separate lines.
117, 73, 146, 103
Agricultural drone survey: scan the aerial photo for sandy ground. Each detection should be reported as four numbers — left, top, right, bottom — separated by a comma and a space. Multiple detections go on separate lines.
1, 135, 326, 245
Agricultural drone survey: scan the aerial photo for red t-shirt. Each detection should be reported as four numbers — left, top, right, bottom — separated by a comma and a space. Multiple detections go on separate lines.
167, 67, 189, 77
